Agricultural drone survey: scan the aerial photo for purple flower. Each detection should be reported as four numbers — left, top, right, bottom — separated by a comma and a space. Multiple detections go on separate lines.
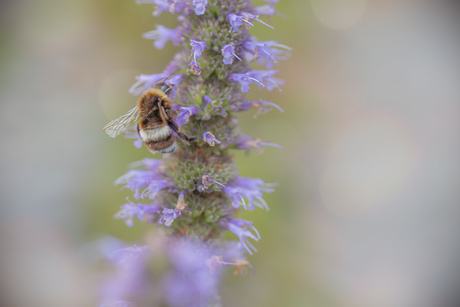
252, 69, 284, 91
190, 39, 207, 61
253, 5, 276, 16
129, 158, 162, 171
227, 13, 246, 32
164, 240, 220, 307
221, 44, 242, 65
141, 179, 170, 199
203, 131, 221, 147
229, 177, 275, 210
199, 176, 245, 208
244, 40, 291, 68
188, 60, 202, 75
124, 126, 143, 148
241, 11, 274, 29
192, 0, 208, 15
227, 12, 273, 32
143, 25, 181, 49
129, 73, 165, 95
159, 208, 181, 227
235, 134, 283, 154
114, 199, 162, 227
221, 242, 255, 275
222, 218, 261, 255
136, 0, 170, 16
100, 245, 150, 307
188, 40, 207, 74
115, 159, 169, 199
158, 192, 188, 227
230, 99, 283, 117
229, 71, 265, 93
176, 106, 199, 128
222, 186, 246, 209
169, 1, 188, 14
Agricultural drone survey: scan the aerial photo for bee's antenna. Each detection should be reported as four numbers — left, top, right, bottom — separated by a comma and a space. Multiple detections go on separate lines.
161, 69, 181, 84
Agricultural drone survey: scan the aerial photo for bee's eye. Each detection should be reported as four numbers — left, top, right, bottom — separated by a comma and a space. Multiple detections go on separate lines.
151, 97, 158, 104
160, 85, 171, 93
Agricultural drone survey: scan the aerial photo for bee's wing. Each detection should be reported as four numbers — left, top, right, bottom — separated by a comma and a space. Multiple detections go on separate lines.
103, 106, 139, 138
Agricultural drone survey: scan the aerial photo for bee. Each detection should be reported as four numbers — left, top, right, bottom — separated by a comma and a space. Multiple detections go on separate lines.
103, 76, 196, 154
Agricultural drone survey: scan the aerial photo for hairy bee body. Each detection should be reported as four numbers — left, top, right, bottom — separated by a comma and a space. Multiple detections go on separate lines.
137, 87, 177, 154
103, 80, 196, 154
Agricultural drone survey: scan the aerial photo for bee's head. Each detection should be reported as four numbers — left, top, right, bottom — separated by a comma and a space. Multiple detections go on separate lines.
155, 82, 172, 95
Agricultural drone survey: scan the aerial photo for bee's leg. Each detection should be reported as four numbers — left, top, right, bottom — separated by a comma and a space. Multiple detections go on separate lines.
167, 120, 197, 144
179, 133, 197, 143
136, 123, 141, 137
159, 104, 169, 125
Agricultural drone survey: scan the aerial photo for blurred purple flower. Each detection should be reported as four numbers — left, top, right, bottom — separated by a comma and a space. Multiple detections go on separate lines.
192, 0, 208, 15
164, 240, 221, 307
222, 218, 261, 255
114, 199, 162, 227
230, 99, 283, 117
143, 25, 181, 49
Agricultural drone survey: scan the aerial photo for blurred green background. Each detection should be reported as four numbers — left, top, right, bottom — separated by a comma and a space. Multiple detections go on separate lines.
2, 0, 460, 307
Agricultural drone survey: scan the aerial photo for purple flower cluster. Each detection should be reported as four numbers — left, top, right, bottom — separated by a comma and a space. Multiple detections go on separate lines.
99, 237, 246, 307
101, 0, 288, 306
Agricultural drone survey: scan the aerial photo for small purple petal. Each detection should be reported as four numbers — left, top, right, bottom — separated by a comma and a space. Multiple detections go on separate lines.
115, 160, 169, 199
228, 177, 275, 210
251, 69, 284, 91
253, 5, 276, 16
114, 199, 162, 227
190, 39, 208, 61
159, 208, 181, 227
129, 73, 165, 95
221, 44, 242, 65
244, 39, 291, 68
100, 245, 149, 307
227, 13, 245, 32
141, 179, 170, 199
222, 218, 260, 255
240, 11, 274, 29
136, 0, 170, 16
230, 100, 283, 117
203, 132, 221, 147
188, 60, 202, 75
230, 72, 265, 93
143, 25, 181, 49
165, 240, 220, 307
222, 186, 246, 209
192, 0, 208, 15
235, 134, 283, 154
176, 106, 199, 128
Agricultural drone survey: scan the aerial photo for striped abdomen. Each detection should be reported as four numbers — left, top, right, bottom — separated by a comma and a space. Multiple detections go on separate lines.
139, 125, 176, 154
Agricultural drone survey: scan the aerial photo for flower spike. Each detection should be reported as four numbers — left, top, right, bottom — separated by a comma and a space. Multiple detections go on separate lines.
101, 0, 289, 305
